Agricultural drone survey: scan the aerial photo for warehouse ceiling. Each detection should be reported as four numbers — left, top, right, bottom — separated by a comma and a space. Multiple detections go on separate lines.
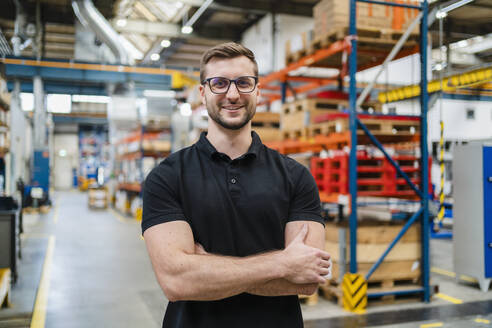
0, 0, 491, 70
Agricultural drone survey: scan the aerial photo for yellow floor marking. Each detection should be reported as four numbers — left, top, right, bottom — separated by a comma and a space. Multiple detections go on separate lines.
30, 235, 56, 328
109, 208, 127, 223
420, 323, 443, 328
475, 318, 491, 324
459, 275, 478, 283
431, 267, 455, 278
431, 267, 478, 283
435, 292, 463, 304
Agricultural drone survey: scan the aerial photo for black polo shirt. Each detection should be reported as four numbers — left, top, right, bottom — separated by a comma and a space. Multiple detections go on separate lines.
142, 131, 323, 328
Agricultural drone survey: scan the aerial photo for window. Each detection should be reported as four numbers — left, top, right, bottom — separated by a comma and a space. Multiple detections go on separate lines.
466, 108, 475, 120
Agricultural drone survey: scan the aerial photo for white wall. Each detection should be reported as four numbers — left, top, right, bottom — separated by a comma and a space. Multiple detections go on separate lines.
8, 91, 31, 195
386, 97, 492, 142
242, 14, 314, 74
53, 134, 79, 189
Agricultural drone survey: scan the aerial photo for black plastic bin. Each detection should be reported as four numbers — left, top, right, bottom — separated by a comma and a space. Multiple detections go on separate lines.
0, 197, 20, 283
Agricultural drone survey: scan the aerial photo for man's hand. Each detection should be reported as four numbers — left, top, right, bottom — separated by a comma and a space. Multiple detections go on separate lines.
280, 224, 331, 285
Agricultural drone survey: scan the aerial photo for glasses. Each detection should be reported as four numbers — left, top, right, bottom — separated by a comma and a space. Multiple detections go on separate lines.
202, 76, 258, 94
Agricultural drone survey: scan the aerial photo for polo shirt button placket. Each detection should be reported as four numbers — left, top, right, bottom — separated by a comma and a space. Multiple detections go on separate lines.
230, 178, 236, 184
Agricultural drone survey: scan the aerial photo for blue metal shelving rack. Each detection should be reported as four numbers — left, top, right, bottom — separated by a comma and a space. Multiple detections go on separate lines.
347, 0, 431, 302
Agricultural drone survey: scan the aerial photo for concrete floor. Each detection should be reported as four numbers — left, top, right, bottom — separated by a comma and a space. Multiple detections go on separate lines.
0, 190, 491, 327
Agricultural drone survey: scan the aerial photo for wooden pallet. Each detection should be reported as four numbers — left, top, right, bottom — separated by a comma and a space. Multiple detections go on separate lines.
299, 291, 318, 306
310, 26, 419, 54
281, 98, 346, 132
308, 118, 420, 138
282, 128, 309, 141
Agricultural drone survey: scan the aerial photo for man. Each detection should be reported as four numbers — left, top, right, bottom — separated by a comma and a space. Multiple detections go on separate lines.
142, 42, 330, 328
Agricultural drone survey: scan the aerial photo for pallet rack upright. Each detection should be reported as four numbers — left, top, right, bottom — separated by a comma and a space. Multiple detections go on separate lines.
346, 0, 430, 302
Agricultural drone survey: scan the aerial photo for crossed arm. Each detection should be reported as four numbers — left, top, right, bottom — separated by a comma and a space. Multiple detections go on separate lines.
143, 220, 330, 302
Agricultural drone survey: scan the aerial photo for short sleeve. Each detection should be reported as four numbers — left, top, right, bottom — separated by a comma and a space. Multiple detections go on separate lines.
287, 165, 324, 226
141, 161, 188, 234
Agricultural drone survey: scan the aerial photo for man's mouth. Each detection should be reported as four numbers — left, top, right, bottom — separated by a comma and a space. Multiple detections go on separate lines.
222, 105, 244, 111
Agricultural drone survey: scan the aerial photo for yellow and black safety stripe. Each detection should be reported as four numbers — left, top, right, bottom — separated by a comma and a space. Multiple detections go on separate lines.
434, 120, 445, 230
378, 66, 492, 103
342, 273, 367, 313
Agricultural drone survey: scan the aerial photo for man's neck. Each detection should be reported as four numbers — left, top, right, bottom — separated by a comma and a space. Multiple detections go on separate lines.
206, 122, 252, 160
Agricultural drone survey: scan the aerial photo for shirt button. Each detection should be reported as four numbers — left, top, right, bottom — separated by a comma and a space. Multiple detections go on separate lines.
230, 178, 237, 184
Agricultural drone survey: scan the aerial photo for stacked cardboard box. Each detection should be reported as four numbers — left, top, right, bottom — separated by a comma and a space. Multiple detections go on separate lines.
313, 0, 419, 39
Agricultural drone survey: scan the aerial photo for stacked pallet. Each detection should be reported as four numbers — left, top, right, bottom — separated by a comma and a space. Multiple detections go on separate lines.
281, 98, 347, 140
252, 112, 282, 142
311, 152, 431, 198
88, 187, 108, 209
321, 221, 421, 305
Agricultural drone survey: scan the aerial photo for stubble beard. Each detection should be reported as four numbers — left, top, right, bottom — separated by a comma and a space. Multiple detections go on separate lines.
206, 99, 256, 131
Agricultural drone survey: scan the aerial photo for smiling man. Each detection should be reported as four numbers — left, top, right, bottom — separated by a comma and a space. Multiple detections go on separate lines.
142, 42, 330, 328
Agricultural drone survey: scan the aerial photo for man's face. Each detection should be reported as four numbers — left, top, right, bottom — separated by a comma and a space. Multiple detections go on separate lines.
199, 56, 260, 131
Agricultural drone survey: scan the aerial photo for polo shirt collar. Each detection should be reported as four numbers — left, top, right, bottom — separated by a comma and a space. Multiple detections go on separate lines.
197, 131, 262, 160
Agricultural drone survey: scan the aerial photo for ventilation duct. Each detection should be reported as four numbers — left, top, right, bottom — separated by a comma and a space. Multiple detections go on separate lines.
72, 0, 131, 65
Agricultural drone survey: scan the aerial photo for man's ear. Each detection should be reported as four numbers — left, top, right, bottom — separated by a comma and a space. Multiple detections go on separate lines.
199, 84, 206, 105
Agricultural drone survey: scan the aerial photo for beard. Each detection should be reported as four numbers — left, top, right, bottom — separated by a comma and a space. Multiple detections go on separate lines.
205, 98, 256, 130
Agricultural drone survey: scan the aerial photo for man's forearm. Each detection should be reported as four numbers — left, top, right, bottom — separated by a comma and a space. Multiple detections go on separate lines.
159, 250, 286, 301
247, 279, 318, 297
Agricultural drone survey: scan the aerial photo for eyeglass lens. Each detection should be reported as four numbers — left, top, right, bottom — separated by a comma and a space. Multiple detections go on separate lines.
209, 77, 256, 93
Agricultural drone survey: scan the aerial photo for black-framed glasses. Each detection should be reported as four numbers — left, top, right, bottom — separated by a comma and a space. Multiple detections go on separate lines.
201, 76, 258, 94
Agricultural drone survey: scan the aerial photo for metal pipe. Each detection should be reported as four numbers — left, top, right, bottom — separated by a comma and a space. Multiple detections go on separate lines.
420, 0, 431, 303
356, 11, 423, 107
348, 0, 358, 274
72, 0, 131, 65
365, 207, 423, 280
356, 118, 423, 198
357, 0, 421, 10
184, 0, 214, 27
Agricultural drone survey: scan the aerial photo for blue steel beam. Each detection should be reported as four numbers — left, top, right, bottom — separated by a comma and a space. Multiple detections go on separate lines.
365, 207, 423, 280
368, 288, 424, 298
420, 0, 431, 303
357, 118, 423, 198
7, 81, 107, 95
349, 0, 358, 274
4, 64, 172, 87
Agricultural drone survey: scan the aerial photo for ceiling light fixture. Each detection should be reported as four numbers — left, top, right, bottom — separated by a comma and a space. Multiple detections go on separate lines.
181, 25, 193, 34
161, 39, 171, 48
150, 53, 160, 61
116, 18, 127, 27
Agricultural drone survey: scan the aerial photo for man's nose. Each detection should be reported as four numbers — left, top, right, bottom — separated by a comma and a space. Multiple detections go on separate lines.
226, 82, 240, 100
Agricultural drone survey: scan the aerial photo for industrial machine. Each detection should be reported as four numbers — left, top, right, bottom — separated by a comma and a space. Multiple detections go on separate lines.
453, 142, 492, 292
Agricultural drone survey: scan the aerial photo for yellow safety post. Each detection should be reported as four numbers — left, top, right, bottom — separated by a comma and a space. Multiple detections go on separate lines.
434, 120, 445, 231
135, 207, 143, 222
342, 273, 367, 313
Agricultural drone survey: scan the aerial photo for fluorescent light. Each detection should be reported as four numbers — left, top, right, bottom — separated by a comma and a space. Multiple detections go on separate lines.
20, 93, 34, 111
161, 39, 171, 48
116, 19, 127, 27
150, 53, 160, 61
59, 149, 67, 157
456, 40, 468, 48
143, 90, 176, 98
181, 25, 193, 34
436, 11, 447, 19
175, 1, 183, 8
47, 94, 71, 113
180, 103, 192, 116
72, 95, 110, 103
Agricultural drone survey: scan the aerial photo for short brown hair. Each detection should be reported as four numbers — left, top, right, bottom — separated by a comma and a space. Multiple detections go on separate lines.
200, 42, 258, 82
